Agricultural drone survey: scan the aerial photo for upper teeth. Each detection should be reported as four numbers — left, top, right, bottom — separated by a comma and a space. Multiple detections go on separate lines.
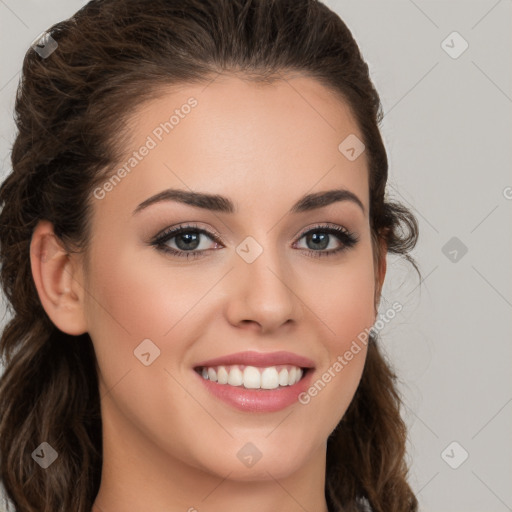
200, 365, 304, 389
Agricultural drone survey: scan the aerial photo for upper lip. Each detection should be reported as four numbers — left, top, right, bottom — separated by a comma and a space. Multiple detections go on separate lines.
194, 350, 315, 369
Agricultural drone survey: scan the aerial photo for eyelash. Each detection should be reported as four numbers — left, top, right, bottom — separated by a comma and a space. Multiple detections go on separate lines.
151, 222, 359, 260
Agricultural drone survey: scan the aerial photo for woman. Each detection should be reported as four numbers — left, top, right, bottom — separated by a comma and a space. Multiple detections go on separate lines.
0, 1, 420, 511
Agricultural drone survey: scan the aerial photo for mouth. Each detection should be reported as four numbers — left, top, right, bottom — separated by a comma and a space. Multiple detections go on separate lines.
192, 351, 316, 412
194, 364, 311, 390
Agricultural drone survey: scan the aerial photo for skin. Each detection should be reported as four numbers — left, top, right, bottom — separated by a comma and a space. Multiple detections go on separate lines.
30, 73, 386, 512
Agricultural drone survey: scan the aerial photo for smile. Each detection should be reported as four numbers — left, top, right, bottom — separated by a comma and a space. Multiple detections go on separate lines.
195, 364, 306, 389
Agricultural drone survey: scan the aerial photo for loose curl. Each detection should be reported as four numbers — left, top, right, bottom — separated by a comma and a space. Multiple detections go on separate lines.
0, 1, 420, 511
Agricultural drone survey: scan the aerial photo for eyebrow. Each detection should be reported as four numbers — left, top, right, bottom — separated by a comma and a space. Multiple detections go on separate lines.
132, 187, 365, 216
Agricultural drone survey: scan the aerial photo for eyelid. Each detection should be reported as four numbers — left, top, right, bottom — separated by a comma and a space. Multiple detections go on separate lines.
293, 222, 353, 240
152, 222, 227, 245
151, 221, 358, 258
152, 221, 354, 245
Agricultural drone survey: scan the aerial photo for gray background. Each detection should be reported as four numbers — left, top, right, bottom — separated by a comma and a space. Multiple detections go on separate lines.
1, 1, 511, 511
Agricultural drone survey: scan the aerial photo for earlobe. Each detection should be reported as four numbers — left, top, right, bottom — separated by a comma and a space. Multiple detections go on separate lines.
30, 220, 88, 335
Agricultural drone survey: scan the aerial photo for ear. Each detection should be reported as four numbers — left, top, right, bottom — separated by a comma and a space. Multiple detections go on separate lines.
373, 235, 387, 315
30, 220, 88, 335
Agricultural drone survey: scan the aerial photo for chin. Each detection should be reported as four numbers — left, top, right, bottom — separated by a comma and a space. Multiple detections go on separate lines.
195, 441, 316, 482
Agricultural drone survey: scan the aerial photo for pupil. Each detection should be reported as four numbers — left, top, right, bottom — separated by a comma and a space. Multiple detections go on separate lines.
309, 232, 328, 250
177, 232, 199, 250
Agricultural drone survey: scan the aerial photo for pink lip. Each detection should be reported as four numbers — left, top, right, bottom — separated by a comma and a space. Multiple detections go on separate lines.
193, 366, 315, 413
193, 350, 315, 369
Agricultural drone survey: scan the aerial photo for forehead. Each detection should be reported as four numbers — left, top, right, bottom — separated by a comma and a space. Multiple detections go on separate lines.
93, 73, 369, 221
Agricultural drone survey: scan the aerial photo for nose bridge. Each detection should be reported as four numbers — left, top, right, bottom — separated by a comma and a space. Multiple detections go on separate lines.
228, 232, 300, 330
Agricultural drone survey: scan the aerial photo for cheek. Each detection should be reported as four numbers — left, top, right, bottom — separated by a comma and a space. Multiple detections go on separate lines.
86, 231, 214, 333
306, 251, 376, 347
297, 248, 375, 418
83, 243, 223, 379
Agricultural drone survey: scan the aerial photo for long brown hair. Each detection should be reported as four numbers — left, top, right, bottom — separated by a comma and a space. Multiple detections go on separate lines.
0, 1, 420, 510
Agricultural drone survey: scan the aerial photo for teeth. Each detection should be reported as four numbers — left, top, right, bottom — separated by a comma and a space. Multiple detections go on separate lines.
227, 366, 243, 386
278, 368, 289, 387
217, 366, 229, 384
199, 364, 304, 389
243, 366, 261, 389
261, 367, 279, 389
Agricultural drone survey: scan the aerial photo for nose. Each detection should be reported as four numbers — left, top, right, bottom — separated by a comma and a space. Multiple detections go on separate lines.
224, 242, 302, 334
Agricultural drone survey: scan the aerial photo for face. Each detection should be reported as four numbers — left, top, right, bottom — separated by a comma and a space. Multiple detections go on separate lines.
80, 74, 381, 482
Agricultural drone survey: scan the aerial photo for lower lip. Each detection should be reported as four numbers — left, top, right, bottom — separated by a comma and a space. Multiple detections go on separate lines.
194, 368, 314, 413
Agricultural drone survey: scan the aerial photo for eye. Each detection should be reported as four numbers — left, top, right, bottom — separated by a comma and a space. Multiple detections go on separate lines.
293, 224, 358, 257
150, 222, 358, 260
151, 223, 222, 260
